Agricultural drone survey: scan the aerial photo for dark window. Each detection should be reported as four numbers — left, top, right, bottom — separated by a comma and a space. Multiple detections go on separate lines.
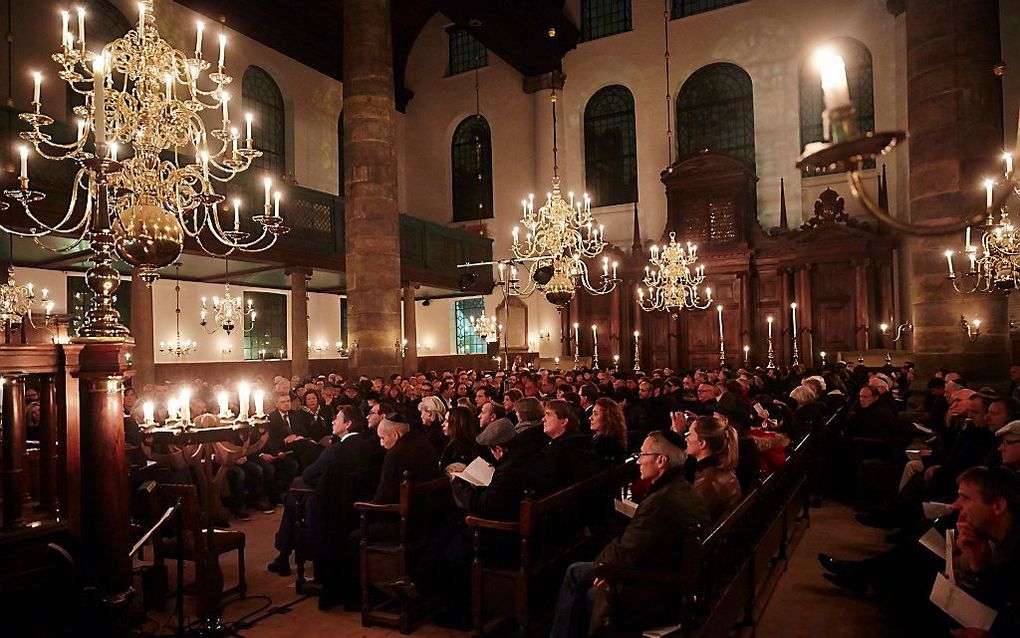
66, 0, 131, 120
584, 85, 638, 206
243, 291, 287, 360
451, 115, 494, 222
340, 296, 348, 349
242, 66, 286, 177
455, 298, 486, 355
447, 27, 487, 76
67, 275, 131, 335
676, 63, 756, 166
799, 38, 875, 174
672, 0, 747, 19
582, 0, 632, 41
337, 111, 345, 197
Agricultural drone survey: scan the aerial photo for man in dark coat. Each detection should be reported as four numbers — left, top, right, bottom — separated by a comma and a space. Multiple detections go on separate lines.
550, 431, 711, 637
374, 415, 443, 504
258, 394, 302, 501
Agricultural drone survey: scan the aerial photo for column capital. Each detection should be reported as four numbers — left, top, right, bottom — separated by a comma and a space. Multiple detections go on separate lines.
284, 266, 313, 278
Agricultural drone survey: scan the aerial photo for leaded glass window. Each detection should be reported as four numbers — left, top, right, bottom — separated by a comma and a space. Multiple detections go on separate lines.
672, 0, 747, 19
447, 27, 487, 76
454, 298, 486, 355
582, 0, 632, 41
676, 63, 756, 166
66, 0, 131, 120
242, 66, 286, 176
243, 291, 287, 360
799, 38, 875, 174
451, 115, 494, 222
584, 85, 638, 206
337, 111, 345, 197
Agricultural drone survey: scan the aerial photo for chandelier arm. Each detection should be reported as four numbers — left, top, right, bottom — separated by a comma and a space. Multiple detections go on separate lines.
192, 233, 239, 258
847, 169, 988, 236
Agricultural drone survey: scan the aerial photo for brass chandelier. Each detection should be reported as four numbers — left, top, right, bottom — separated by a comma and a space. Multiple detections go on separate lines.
637, 232, 713, 313
471, 313, 500, 340
1, 1, 287, 339
200, 261, 255, 335
161, 264, 197, 357
506, 91, 619, 308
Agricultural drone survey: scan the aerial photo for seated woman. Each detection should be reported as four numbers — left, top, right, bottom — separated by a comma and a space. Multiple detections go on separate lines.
417, 395, 449, 453
686, 416, 742, 519
591, 397, 628, 467
440, 405, 482, 472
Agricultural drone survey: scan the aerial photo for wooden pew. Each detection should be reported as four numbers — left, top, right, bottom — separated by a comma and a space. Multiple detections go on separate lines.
593, 431, 817, 638
465, 462, 635, 636
354, 472, 452, 634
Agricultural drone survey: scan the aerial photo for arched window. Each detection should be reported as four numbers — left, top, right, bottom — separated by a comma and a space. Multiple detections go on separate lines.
242, 66, 286, 176
66, 0, 131, 120
676, 63, 756, 166
584, 85, 638, 206
451, 115, 493, 222
799, 38, 875, 173
337, 110, 345, 198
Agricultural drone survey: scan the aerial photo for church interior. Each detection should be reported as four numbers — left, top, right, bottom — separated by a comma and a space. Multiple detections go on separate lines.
1, 0, 1019, 636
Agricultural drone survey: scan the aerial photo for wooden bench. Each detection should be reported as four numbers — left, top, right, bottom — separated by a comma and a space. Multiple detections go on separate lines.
465, 462, 635, 636
354, 472, 452, 634
593, 431, 818, 638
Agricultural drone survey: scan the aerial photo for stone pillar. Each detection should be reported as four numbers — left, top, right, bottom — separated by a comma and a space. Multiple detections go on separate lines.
130, 269, 155, 388
343, 0, 402, 378
288, 268, 311, 380
906, 0, 1008, 384
402, 282, 418, 375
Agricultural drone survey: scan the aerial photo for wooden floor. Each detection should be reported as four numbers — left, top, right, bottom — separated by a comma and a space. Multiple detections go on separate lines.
138, 500, 901, 637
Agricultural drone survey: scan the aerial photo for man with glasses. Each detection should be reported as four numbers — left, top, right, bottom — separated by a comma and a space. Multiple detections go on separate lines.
996, 420, 1020, 472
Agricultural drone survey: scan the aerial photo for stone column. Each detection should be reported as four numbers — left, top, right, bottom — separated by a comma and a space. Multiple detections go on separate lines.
288, 268, 311, 380
130, 269, 155, 388
906, 0, 1008, 384
343, 0, 402, 378
402, 282, 418, 375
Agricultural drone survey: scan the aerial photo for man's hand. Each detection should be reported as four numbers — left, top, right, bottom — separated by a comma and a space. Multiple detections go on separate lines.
956, 520, 991, 571
276, 452, 287, 460
234, 456, 247, 465
669, 412, 688, 435
259, 453, 274, 462
284, 434, 304, 444
318, 436, 333, 447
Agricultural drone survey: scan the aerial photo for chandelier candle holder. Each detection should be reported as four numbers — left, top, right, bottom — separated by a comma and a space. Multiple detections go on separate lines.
591, 323, 599, 369
766, 315, 776, 370
790, 302, 800, 367
0, 265, 53, 332
506, 92, 619, 308
335, 340, 355, 358
632, 331, 640, 372
638, 233, 713, 314
572, 322, 580, 369
471, 314, 500, 340
960, 316, 981, 342
2, 1, 288, 339
717, 305, 726, 367
200, 284, 255, 335
612, 354, 620, 368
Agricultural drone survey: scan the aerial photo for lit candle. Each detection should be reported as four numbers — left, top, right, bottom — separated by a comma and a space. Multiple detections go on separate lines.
245, 112, 253, 143
816, 48, 851, 110
512, 226, 519, 244
791, 302, 798, 337
231, 127, 238, 155
92, 55, 106, 145
76, 119, 85, 141
1005, 152, 1013, 176
273, 191, 281, 217
217, 391, 229, 417
592, 323, 598, 344
263, 176, 272, 208
743, 344, 749, 358
195, 21, 204, 57
137, 2, 145, 37
221, 91, 229, 123
200, 150, 209, 180
767, 315, 774, 338
164, 73, 172, 101
18, 146, 27, 179
218, 33, 226, 68
167, 397, 178, 421
612, 261, 618, 279
61, 11, 70, 49
181, 388, 192, 424
717, 304, 724, 336
143, 401, 155, 425
109, 142, 118, 162
77, 6, 85, 46
253, 388, 263, 417
573, 322, 579, 348
985, 178, 994, 211
945, 250, 956, 278
232, 198, 240, 230
32, 71, 41, 105
238, 382, 250, 419
965, 226, 972, 251
820, 351, 827, 365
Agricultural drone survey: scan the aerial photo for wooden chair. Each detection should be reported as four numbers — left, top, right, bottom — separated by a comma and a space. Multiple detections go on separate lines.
149, 483, 247, 601
354, 472, 451, 634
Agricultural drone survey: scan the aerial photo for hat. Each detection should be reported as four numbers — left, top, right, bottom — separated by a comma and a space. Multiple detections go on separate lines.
477, 418, 517, 447
996, 420, 1020, 438
715, 392, 753, 424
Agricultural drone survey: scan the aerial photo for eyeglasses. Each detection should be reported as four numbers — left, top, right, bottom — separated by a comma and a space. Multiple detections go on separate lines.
636, 452, 663, 459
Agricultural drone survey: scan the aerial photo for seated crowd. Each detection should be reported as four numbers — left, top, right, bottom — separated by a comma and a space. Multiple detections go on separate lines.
121, 360, 1020, 636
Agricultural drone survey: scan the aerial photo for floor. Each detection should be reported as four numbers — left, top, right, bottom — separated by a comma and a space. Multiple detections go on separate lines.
139, 501, 902, 637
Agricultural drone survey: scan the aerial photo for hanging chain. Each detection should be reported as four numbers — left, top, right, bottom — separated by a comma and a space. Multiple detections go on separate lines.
551, 90, 559, 180
664, 0, 674, 168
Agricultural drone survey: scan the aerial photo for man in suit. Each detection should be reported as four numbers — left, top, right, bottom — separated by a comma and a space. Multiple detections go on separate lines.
374, 415, 443, 504
266, 393, 323, 471
579, 384, 600, 433
551, 431, 711, 637
259, 394, 303, 502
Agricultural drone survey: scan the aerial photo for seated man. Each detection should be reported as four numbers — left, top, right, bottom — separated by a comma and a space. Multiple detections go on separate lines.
551, 431, 711, 637
374, 414, 443, 504
259, 394, 303, 503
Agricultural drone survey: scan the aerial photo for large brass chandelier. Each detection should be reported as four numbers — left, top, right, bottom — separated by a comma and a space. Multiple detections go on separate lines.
945, 160, 1020, 293
637, 232, 713, 313
200, 261, 255, 336
505, 92, 619, 308
0, 1, 287, 339
161, 264, 197, 357
0, 267, 52, 329
471, 313, 500, 340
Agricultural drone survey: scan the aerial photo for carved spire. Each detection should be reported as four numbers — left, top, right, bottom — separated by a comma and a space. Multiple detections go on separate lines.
878, 163, 889, 211
778, 177, 789, 232
631, 201, 643, 256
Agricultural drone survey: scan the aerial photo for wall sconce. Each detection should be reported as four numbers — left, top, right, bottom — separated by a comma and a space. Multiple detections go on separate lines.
336, 340, 356, 358
396, 338, 408, 357
421, 339, 433, 352
221, 342, 233, 356
538, 330, 551, 341
879, 319, 913, 342
820, 350, 827, 366
960, 315, 981, 342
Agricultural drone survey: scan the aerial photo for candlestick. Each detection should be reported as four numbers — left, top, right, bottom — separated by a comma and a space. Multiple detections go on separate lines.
238, 382, 250, 420
816, 48, 851, 110
766, 316, 775, 369
181, 388, 192, 424
142, 401, 155, 425
221, 91, 229, 124
945, 250, 956, 278
592, 324, 599, 369
743, 344, 750, 367
217, 391, 229, 418
109, 142, 118, 162
1005, 152, 1013, 176
166, 397, 178, 422
164, 73, 172, 101
61, 11, 70, 49
965, 226, 972, 251
820, 351, 827, 366
790, 302, 800, 366
232, 198, 240, 230
137, 2, 145, 38
76, 119, 85, 141
264, 177, 272, 208
717, 305, 726, 368
77, 6, 85, 46
245, 112, 253, 145
195, 20, 204, 57
32, 71, 41, 105
985, 178, 994, 211
633, 331, 641, 372
254, 388, 264, 418
273, 191, 281, 217
573, 322, 580, 369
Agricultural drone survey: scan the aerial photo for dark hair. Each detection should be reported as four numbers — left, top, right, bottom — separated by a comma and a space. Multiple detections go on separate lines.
336, 404, 368, 434
475, 386, 495, 399
485, 402, 507, 420
580, 384, 601, 405
562, 391, 581, 405
504, 388, 524, 404
593, 397, 627, 448
957, 466, 1020, 516
445, 406, 478, 445
544, 399, 579, 434
992, 397, 1020, 422
303, 389, 324, 408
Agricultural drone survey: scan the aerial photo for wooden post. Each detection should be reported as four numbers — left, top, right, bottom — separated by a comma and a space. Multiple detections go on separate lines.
2, 375, 27, 528
37, 373, 59, 512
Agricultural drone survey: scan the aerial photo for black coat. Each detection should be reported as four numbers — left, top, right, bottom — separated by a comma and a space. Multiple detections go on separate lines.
545, 431, 599, 488
373, 430, 444, 504
450, 443, 556, 521
593, 435, 627, 468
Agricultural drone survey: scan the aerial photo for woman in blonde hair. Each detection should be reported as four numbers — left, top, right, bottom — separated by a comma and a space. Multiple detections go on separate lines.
685, 415, 742, 518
